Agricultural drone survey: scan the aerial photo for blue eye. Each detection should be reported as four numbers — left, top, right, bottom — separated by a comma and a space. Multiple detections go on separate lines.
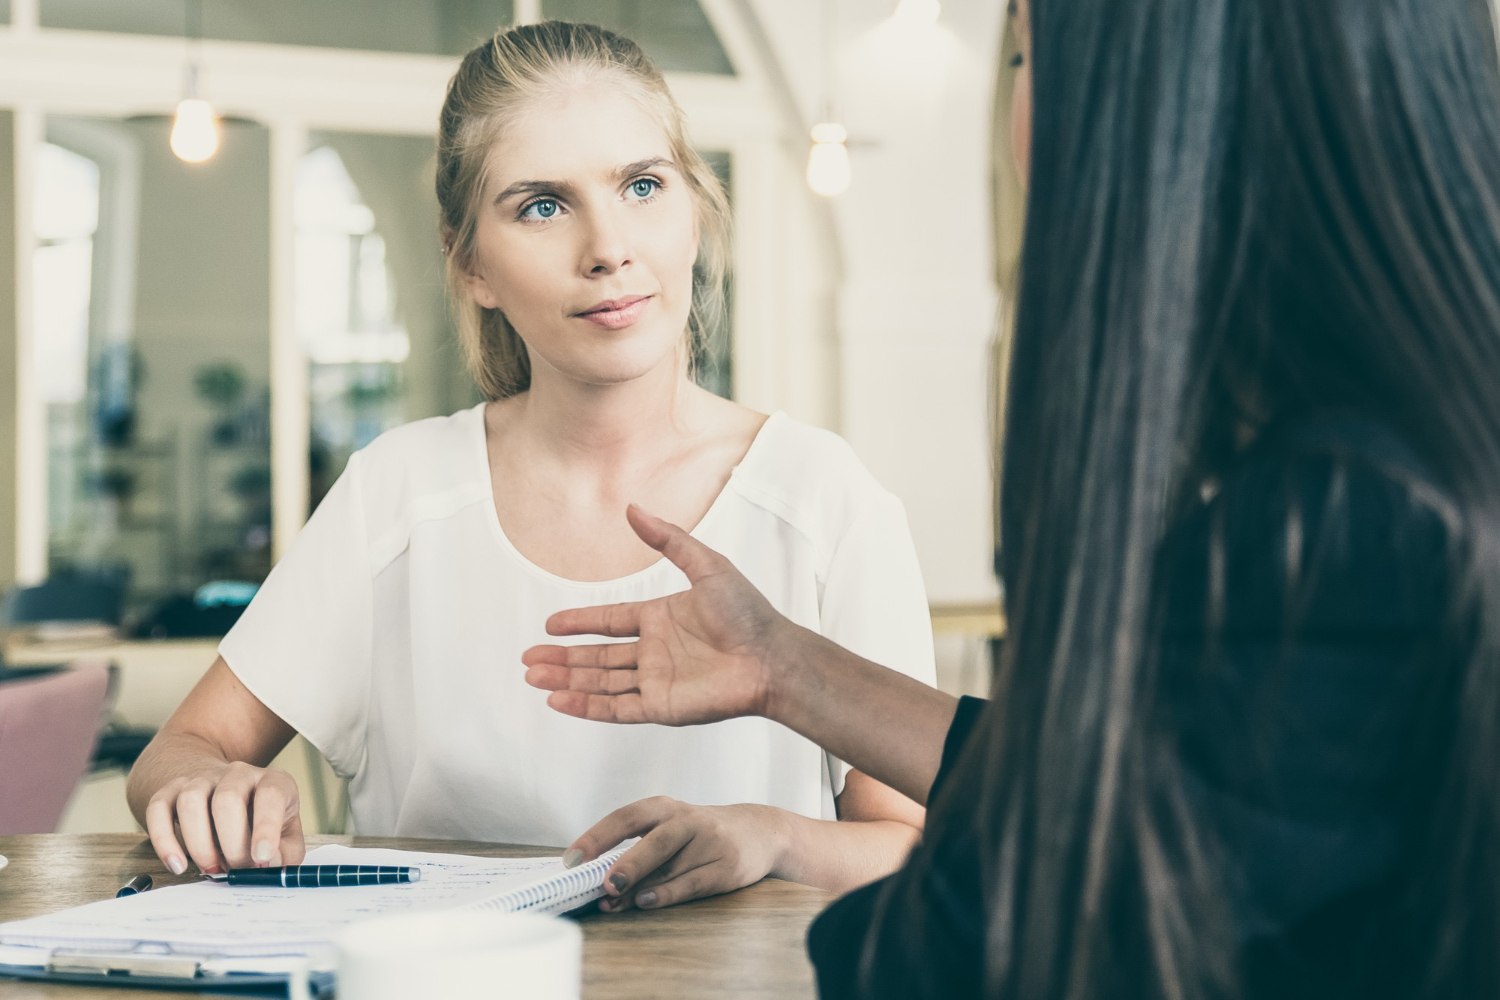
521, 198, 560, 221
629, 178, 659, 200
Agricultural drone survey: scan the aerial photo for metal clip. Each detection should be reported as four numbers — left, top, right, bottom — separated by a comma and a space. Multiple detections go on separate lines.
47, 950, 202, 979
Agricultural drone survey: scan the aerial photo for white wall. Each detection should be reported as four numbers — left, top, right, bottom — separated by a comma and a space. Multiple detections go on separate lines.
744, 0, 1005, 605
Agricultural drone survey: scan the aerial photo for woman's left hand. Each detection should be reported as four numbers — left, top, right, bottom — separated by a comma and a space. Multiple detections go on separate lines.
568, 796, 791, 912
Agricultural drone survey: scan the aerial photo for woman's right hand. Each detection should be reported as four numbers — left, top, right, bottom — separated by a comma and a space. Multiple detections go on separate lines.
143, 761, 306, 875
522, 504, 806, 727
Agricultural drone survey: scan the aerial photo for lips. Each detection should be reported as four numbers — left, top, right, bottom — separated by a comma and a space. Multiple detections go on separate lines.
575, 295, 653, 331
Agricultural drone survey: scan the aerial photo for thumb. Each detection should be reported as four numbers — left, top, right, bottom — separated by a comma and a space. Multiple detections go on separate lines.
626, 504, 725, 582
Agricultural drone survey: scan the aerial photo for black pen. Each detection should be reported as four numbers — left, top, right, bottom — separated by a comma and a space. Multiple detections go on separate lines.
203, 864, 421, 887
116, 873, 152, 897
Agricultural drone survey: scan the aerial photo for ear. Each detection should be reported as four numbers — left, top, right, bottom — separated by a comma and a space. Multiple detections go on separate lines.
462, 264, 502, 311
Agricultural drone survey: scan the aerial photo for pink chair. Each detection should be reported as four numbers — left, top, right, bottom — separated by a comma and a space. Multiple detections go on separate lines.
0, 662, 111, 835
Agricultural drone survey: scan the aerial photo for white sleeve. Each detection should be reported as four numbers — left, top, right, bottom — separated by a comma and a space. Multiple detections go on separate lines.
817, 490, 938, 795
218, 451, 373, 778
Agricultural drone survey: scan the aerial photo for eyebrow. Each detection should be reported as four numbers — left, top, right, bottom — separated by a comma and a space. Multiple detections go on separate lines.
614, 156, 674, 181
491, 156, 677, 206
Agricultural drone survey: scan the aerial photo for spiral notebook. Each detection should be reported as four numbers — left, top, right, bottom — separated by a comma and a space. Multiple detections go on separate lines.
0, 842, 630, 995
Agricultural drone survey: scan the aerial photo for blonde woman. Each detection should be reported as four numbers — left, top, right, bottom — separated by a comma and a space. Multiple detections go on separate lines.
126, 22, 936, 911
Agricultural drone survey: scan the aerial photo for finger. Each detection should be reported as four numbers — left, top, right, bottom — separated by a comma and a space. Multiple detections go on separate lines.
209, 776, 256, 868
564, 642, 640, 670
174, 784, 227, 874
247, 777, 296, 867
524, 661, 640, 695
632, 861, 734, 910
522, 641, 641, 677
570, 796, 678, 864
144, 793, 190, 875
626, 504, 729, 582
545, 690, 650, 724
546, 601, 644, 639
281, 811, 307, 866
603, 816, 695, 897
599, 829, 716, 914
605, 854, 714, 914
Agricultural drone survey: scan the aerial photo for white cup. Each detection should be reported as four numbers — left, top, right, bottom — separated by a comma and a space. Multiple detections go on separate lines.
288, 910, 582, 1000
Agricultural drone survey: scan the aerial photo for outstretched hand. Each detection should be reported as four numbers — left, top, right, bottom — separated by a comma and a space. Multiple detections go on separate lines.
522, 504, 800, 727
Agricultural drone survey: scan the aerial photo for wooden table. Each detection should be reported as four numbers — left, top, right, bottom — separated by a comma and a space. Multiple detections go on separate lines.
0, 834, 831, 998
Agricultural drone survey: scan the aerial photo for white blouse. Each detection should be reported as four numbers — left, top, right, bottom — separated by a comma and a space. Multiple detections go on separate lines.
220, 404, 937, 847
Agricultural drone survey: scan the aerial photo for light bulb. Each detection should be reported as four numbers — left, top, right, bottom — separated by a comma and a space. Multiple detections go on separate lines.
170, 98, 220, 163
891, 0, 941, 26
806, 123, 851, 198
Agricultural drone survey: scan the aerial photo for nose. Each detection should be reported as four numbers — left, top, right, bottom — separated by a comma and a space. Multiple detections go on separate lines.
580, 203, 632, 277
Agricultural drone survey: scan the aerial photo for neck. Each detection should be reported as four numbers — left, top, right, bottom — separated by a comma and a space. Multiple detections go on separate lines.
502, 353, 703, 471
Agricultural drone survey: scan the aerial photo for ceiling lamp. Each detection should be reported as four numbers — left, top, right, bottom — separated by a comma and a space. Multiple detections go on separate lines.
808, 0, 850, 198
170, 0, 220, 164
806, 123, 851, 198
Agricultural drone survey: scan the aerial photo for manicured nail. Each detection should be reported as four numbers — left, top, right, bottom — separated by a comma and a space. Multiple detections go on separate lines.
167, 855, 186, 875
562, 849, 583, 869
609, 872, 629, 893
636, 890, 658, 909
253, 841, 273, 863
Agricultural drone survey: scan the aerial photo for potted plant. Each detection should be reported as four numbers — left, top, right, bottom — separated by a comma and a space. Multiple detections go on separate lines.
194, 362, 248, 446
85, 467, 137, 519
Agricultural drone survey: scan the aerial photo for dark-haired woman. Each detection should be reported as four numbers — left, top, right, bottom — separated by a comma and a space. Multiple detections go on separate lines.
523, 0, 1500, 996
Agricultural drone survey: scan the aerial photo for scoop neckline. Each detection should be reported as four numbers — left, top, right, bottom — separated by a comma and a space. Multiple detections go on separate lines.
472, 404, 783, 589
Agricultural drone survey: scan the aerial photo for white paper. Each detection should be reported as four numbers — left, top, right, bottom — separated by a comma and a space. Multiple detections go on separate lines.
0, 844, 622, 960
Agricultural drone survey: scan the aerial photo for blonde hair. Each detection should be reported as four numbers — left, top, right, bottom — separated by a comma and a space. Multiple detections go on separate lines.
436, 21, 733, 400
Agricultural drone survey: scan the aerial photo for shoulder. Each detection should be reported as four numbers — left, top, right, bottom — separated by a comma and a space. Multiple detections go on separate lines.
728, 413, 905, 549
353, 404, 486, 483
334, 405, 492, 565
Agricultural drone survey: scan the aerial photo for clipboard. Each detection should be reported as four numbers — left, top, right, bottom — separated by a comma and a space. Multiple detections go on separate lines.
0, 843, 628, 996
0, 945, 335, 996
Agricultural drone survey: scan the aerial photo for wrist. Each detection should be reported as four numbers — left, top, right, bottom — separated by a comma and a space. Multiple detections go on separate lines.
761, 622, 840, 736
742, 804, 800, 883
758, 620, 811, 726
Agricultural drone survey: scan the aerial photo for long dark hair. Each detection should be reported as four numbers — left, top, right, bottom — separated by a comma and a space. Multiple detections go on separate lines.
891, 0, 1500, 996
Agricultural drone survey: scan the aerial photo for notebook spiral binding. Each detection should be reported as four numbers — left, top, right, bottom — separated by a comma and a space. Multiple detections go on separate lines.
466, 846, 629, 916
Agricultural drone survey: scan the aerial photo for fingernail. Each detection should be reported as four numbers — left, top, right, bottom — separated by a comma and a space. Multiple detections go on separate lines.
609, 872, 629, 893
253, 841, 273, 863
167, 855, 186, 875
636, 890, 658, 908
562, 849, 583, 869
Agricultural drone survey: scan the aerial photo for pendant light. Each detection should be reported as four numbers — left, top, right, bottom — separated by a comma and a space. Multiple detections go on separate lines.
807, 0, 851, 198
170, 0, 220, 164
806, 122, 851, 197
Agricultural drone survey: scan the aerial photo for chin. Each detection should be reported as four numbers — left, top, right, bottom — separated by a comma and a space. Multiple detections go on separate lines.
560, 348, 680, 388
557, 323, 684, 385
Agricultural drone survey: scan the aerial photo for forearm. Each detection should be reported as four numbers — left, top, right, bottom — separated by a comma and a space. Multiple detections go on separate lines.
765, 625, 958, 805
766, 808, 920, 895
125, 730, 234, 825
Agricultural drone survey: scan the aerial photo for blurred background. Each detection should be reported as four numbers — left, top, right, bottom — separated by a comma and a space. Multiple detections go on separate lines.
0, 0, 1008, 835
